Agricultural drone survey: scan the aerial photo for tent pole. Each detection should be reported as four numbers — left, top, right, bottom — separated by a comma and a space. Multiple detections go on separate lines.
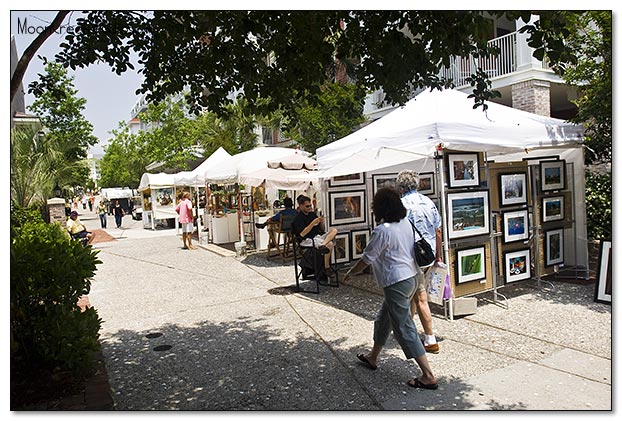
436, 146, 454, 321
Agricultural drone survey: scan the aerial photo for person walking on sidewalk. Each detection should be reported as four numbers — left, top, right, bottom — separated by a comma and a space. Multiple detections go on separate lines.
396, 170, 443, 354
113, 200, 124, 228
97, 200, 108, 229
343, 187, 438, 390
176, 191, 196, 250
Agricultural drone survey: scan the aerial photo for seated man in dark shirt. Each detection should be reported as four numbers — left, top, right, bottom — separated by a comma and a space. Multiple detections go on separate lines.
292, 194, 338, 283
255, 197, 297, 229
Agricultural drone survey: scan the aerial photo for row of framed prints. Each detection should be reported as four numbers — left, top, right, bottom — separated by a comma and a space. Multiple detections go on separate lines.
332, 229, 370, 265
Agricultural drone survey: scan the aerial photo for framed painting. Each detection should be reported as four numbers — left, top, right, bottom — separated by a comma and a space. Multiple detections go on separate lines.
594, 240, 612, 304
499, 172, 528, 207
502, 210, 529, 244
456, 246, 486, 284
332, 233, 350, 264
328, 173, 365, 188
504, 249, 531, 283
447, 153, 480, 188
418, 172, 435, 195
351, 229, 370, 259
329, 190, 366, 226
447, 191, 490, 239
540, 160, 566, 192
542, 195, 564, 223
545, 228, 564, 267
153, 187, 175, 208
372, 173, 398, 195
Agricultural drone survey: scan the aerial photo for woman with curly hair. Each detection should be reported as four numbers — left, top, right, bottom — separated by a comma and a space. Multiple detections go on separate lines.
343, 187, 438, 389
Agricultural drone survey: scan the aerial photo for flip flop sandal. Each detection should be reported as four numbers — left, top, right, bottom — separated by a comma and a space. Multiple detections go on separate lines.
407, 378, 439, 390
356, 353, 378, 370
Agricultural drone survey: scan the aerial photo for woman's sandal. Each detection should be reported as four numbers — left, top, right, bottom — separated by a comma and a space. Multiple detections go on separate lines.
407, 378, 439, 390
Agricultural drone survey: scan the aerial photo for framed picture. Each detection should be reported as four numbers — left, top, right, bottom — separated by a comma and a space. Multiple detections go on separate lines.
418, 172, 435, 195
448, 191, 490, 239
351, 230, 370, 259
499, 172, 527, 207
447, 153, 480, 188
594, 240, 612, 304
542, 195, 564, 222
504, 249, 531, 283
153, 187, 175, 208
540, 160, 566, 192
456, 246, 486, 284
372, 173, 398, 195
329, 173, 365, 187
502, 210, 529, 244
329, 190, 366, 226
545, 228, 564, 266
332, 233, 350, 264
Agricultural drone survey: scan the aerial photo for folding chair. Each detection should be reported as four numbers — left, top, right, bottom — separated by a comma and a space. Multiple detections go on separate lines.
266, 214, 295, 261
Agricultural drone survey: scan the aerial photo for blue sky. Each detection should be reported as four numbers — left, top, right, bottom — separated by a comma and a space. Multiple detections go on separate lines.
10, 10, 144, 156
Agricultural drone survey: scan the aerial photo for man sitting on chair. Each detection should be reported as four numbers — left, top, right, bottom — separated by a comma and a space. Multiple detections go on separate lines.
255, 197, 297, 229
292, 194, 338, 283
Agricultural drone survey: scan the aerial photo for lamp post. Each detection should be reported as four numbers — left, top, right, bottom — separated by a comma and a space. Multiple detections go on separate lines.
54, 182, 62, 198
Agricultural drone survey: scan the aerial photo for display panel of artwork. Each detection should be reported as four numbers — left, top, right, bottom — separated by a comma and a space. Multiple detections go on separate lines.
447, 153, 480, 188
502, 210, 529, 243
542, 196, 564, 222
448, 191, 490, 239
456, 246, 486, 284
153, 187, 175, 207
499, 172, 527, 206
351, 230, 370, 259
418, 172, 435, 195
329, 191, 366, 226
328, 173, 365, 187
540, 160, 566, 192
372, 173, 397, 195
594, 240, 612, 304
504, 249, 531, 283
545, 228, 564, 266
332, 233, 350, 264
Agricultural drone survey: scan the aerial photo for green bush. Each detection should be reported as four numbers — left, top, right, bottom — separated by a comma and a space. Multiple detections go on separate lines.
11, 206, 102, 373
585, 170, 612, 240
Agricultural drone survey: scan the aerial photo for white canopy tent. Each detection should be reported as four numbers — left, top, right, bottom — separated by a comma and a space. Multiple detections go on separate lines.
173, 147, 232, 186
238, 153, 318, 191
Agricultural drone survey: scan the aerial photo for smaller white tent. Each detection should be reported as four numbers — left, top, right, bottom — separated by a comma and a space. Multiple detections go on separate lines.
174, 147, 232, 186
239, 153, 318, 190
138, 172, 176, 191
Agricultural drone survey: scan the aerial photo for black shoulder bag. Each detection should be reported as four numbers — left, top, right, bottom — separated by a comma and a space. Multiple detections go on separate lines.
408, 218, 435, 268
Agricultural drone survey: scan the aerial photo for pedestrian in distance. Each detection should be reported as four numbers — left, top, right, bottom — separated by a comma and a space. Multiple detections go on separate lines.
113, 200, 124, 228
97, 200, 108, 229
176, 191, 196, 250
396, 169, 443, 354
343, 187, 438, 390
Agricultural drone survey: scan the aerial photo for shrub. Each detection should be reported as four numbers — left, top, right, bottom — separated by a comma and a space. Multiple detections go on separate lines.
585, 170, 612, 240
11, 206, 102, 373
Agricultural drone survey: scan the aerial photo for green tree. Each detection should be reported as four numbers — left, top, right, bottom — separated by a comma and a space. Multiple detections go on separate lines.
98, 122, 147, 189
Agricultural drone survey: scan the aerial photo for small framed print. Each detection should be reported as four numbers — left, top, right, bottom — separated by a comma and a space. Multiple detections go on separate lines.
418, 172, 435, 195
540, 160, 566, 192
332, 233, 350, 264
329, 190, 366, 226
351, 229, 370, 259
502, 210, 529, 244
448, 191, 490, 239
504, 249, 531, 283
456, 246, 486, 284
447, 153, 480, 188
594, 240, 612, 304
542, 195, 564, 223
329, 173, 365, 187
545, 228, 564, 266
372, 173, 398, 195
499, 172, 527, 207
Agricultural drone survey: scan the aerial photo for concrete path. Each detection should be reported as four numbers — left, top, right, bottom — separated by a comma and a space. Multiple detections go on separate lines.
79, 211, 613, 411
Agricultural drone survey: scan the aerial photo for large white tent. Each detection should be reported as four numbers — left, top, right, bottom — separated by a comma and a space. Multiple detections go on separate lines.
173, 146, 231, 186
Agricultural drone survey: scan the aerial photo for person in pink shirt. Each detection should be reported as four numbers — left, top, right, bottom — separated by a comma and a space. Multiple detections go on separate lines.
176, 191, 196, 250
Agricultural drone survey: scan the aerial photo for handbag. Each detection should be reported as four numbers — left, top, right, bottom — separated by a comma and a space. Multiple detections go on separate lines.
408, 219, 435, 268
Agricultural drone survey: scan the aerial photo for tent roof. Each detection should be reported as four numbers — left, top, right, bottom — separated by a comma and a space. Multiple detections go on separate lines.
138, 172, 176, 191
100, 187, 134, 199
316, 89, 584, 178
174, 147, 232, 186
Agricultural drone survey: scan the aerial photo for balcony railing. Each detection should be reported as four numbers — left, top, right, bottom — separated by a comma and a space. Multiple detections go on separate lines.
439, 31, 518, 88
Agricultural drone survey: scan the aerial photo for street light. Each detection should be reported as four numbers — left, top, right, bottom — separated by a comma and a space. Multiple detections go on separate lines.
54, 182, 62, 198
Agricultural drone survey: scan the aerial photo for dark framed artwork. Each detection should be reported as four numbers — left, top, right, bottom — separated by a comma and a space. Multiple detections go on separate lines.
329, 190, 366, 226
502, 210, 529, 244
447, 153, 480, 188
545, 228, 564, 267
372, 173, 398, 195
594, 240, 612, 304
499, 172, 528, 207
504, 249, 531, 283
328, 173, 365, 188
332, 233, 350, 264
542, 195, 564, 223
418, 172, 435, 195
540, 160, 566, 192
456, 246, 486, 284
448, 191, 490, 239
351, 229, 370, 259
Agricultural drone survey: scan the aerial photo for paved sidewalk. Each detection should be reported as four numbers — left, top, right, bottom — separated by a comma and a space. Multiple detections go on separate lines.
81, 211, 613, 411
